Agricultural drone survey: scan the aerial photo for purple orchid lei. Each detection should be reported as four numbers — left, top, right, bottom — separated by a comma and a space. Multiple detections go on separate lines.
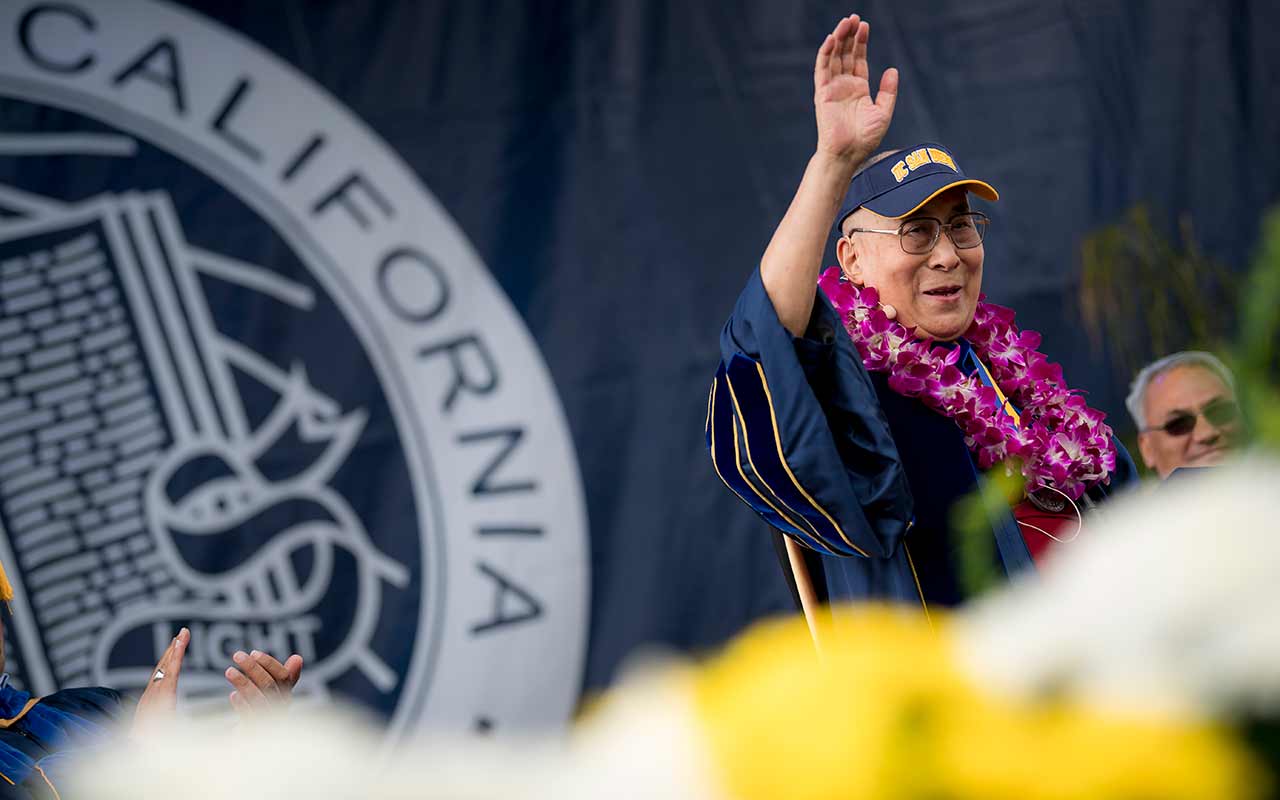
818, 267, 1117, 500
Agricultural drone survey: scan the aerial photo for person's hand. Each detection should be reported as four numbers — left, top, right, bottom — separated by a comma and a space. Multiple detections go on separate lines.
224, 650, 304, 717
131, 626, 190, 735
813, 14, 898, 164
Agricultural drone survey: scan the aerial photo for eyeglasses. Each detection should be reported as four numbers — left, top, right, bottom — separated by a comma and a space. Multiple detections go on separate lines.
846, 211, 990, 255
1142, 398, 1241, 436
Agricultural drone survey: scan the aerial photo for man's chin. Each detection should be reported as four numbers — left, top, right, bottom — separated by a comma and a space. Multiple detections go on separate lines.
910, 307, 976, 342
1186, 448, 1230, 468
915, 318, 970, 342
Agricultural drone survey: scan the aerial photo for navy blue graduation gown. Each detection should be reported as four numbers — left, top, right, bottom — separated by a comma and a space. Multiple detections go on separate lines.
707, 270, 1137, 608
0, 676, 125, 799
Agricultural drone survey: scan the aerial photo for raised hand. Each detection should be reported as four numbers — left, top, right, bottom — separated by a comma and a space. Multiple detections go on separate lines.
131, 626, 190, 735
759, 14, 900, 335
813, 15, 898, 163
225, 650, 304, 717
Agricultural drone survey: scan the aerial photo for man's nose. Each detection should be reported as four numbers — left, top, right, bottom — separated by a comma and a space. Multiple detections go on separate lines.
1193, 413, 1222, 445
930, 233, 961, 271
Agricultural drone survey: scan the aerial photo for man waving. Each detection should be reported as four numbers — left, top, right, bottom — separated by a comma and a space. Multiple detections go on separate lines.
707, 14, 1136, 610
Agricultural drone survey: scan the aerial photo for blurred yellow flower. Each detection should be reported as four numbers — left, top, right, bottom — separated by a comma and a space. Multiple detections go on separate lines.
694, 607, 1265, 800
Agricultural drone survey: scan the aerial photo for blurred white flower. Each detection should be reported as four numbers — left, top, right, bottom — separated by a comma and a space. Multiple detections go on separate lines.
68, 667, 721, 800
70, 458, 1280, 799
958, 455, 1280, 718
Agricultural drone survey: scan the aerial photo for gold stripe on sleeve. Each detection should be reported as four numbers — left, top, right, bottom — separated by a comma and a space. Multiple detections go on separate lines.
35, 765, 61, 800
903, 537, 933, 629
753, 362, 869, 557
0, 698, 39, 729
725, 373, 835, 552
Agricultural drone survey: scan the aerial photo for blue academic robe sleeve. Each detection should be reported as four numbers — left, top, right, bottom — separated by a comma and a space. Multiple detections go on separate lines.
0, 684, 125, 799
707, 269, 913, 558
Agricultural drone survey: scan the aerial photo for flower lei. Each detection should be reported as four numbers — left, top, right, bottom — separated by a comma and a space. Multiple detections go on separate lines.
818, 267, 1117, 500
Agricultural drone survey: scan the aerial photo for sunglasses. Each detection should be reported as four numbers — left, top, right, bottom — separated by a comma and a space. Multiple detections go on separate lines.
1143, 398, 1240, 437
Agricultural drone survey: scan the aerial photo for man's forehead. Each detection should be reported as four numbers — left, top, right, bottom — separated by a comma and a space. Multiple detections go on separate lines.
1147, 364, 1232, 406
912, 188, 972, 218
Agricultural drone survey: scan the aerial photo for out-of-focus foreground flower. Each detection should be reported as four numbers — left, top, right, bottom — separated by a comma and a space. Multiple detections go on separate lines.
70, 457, 1280, 800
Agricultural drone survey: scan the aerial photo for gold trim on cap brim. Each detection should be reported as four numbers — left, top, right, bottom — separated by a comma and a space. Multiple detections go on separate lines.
885, 179, 1000, 219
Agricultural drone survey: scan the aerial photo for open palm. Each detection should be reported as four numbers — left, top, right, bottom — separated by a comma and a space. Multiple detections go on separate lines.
132, 626, 189, 735
814, 15, 898, 162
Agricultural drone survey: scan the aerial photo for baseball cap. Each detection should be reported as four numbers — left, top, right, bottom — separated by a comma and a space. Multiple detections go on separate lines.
836, 142, 999, 232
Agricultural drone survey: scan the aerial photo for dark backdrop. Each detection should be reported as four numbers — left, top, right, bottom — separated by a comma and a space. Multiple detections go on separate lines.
96, 0, 1280, 690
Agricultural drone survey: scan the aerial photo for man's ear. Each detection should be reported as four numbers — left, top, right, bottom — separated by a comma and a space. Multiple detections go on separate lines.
836, 234, 864, 285
1136, 432, 1158, 471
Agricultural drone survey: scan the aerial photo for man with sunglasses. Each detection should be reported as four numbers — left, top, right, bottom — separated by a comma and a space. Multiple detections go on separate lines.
1126, 351, 1242, 479
706, 14, 1137, 612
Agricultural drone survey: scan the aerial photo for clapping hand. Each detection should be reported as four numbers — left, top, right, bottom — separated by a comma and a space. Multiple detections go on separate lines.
131, 626, 190, 735
225, 650, 304, 717
813, 14, 898, 164
130, 629, 304, 736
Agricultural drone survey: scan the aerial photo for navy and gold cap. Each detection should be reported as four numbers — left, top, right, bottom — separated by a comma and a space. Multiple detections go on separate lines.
836, 142, 999, 231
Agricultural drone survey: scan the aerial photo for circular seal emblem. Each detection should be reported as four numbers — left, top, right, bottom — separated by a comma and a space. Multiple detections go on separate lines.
0, 0, 589, 741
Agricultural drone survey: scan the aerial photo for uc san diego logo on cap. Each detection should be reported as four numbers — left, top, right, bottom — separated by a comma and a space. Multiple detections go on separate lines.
0, 0, 589, 739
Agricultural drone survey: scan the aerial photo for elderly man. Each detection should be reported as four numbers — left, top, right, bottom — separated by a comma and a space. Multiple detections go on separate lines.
1126, 351, 1241, 479
706, 14, 1136, 610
